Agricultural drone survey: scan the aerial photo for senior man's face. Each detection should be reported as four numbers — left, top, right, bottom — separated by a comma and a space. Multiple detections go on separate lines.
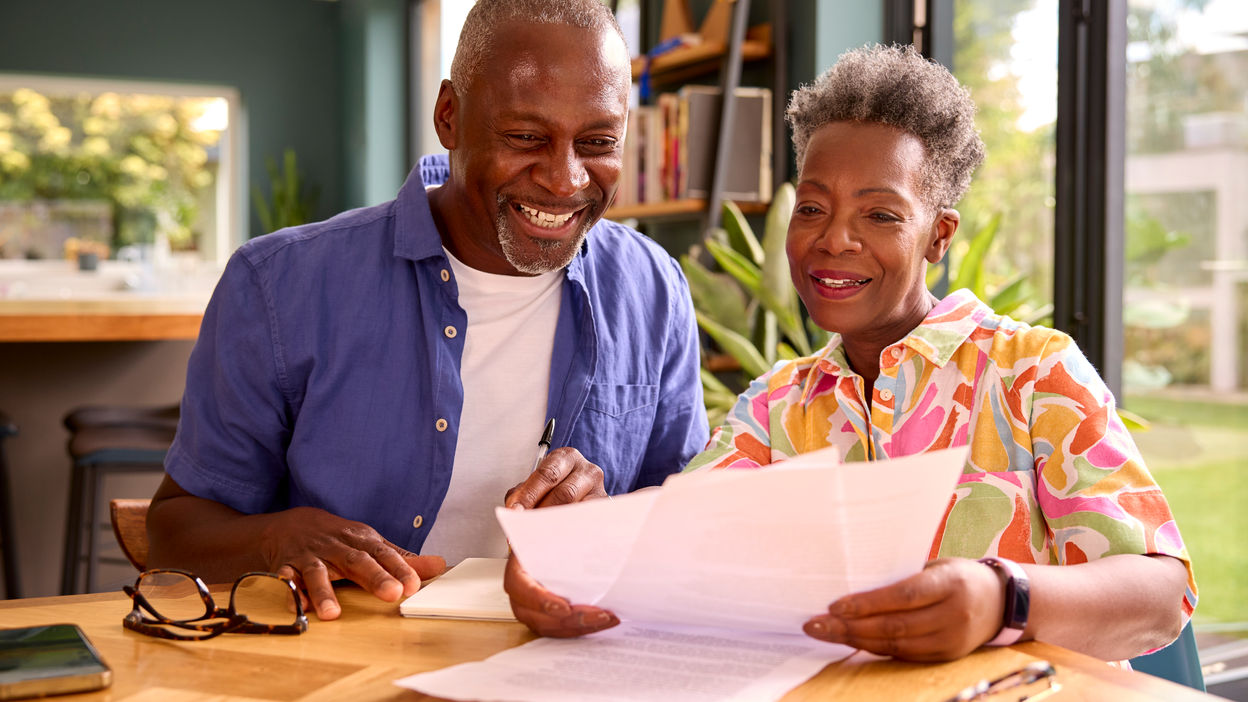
435, 22, 630, 275
786, 121, 958, 349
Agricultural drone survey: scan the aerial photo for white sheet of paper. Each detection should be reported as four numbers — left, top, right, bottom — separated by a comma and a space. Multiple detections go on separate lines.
496, 445, 967, 634
399, 557, 515, 621
393, 622, 856, 702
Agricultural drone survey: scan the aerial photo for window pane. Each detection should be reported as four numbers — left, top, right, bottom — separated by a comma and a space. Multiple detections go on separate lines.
1123, 0, 1248, 651
950, 0, 1057, 323
0, 82, 230, 264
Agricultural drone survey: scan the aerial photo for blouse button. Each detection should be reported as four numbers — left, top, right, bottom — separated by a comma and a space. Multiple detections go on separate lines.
440, 268, 450, 282
879, 389, 894, 402
890, 347, 903, 359
444, 325, 457, 338
435, 418, 448, 432
412, 515, 424, 528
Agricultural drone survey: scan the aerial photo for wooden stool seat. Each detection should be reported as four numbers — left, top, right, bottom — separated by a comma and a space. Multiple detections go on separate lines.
61, 404, 178, 594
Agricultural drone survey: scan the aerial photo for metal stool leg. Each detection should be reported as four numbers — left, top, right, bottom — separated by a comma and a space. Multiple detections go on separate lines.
0, 439, 19, 599
61, 461, 86, 595
84, 463, 100, 593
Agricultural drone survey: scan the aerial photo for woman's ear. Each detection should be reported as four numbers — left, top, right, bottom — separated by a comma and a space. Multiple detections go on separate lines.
926, 208, 960, 264
432, 79, 459, 150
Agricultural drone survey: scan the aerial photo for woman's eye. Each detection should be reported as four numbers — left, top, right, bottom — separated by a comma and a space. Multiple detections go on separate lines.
796, 205, 823, 216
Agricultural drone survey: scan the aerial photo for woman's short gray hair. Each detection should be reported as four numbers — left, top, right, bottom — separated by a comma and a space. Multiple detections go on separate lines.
450, 0, 626, 94
786, 44, 986, 209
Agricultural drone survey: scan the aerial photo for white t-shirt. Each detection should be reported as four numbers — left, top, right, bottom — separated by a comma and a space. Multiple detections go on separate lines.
418, 246, 563, 566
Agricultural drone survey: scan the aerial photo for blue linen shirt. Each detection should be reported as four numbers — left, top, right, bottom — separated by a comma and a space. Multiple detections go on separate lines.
165, 155, 708, 553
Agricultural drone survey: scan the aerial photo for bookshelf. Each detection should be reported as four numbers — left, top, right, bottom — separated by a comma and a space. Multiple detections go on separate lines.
605, 0, 783, 233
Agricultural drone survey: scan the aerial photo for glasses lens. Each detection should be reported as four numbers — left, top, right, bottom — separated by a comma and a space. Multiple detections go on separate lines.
138, 571, 210, 622
232, 574, 299, 625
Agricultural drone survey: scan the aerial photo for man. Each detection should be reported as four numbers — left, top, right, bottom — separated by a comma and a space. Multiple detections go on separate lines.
147, 0, 707, 622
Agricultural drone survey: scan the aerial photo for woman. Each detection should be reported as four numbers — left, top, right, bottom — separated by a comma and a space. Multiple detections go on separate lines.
682, 43, 1195, 662
507, 44, 1194, 663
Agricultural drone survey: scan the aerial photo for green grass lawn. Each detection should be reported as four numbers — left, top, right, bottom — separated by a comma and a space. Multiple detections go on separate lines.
1126, 393, 1248, 627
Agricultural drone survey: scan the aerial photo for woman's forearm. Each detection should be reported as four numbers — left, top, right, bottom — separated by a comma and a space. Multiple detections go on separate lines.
1023, 553, 1188, 660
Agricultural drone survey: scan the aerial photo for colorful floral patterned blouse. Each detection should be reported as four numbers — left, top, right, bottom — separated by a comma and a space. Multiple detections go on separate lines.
686, 289, 1196, 620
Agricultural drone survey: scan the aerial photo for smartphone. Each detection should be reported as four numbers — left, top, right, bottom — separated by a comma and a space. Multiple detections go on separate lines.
0, 624, 112, 700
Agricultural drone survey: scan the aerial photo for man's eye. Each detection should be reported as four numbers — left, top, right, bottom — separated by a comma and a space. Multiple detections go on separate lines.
795, 205, 823, 216
581, 138, 618, 151
869, 212, 899, 222
508, 134, 541, 145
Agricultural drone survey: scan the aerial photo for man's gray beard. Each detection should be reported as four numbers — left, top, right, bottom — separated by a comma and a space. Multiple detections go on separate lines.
496, 197, 592, 274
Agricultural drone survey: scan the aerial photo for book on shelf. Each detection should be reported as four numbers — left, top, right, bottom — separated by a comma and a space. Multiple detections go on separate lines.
613, 85, 772, 212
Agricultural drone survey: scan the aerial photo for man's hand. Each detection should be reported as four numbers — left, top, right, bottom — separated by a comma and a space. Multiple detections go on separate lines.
504, 553, 618, 637
802, 558, 1004, 662
260, 507, 446, 621
505, 447, 608, 509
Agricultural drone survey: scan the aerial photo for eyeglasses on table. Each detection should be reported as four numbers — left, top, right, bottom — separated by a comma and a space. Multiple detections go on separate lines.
945, 660, 1060, 701
123, 568, 308, 641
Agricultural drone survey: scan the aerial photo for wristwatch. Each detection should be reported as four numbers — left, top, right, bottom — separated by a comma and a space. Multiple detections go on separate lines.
979, 557, 1030, 646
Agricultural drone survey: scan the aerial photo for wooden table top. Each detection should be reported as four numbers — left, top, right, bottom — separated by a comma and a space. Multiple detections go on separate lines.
0, 588, 1217, 702
0, 298, 205, 341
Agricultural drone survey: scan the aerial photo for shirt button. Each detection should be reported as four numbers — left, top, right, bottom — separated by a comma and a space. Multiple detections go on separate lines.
890, 347, 903, 359
435, 418, 448, 432
440, 268, 450, 282
444, 325, 457, 338
412, 515, 424, 528
879, 389, 894, 402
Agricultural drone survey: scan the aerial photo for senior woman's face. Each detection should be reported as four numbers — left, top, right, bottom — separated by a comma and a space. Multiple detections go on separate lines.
787, 121, 958, 348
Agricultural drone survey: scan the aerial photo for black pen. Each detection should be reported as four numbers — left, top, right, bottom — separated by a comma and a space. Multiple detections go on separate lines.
532, 418, 555, 473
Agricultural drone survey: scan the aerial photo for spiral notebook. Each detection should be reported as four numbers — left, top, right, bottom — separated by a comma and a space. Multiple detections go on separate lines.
399, 557, 516, 621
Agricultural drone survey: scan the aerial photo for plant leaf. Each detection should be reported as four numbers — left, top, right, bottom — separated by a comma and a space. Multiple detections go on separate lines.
721, 200, 764, 265
696, 311, 771, 379
680, 254, 751, 337
952, 212, 1000, 297
706, 238, 762, 296
988, 273, 1030, 316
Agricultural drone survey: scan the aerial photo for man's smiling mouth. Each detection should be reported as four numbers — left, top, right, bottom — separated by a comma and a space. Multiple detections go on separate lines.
518, 204, 577, 229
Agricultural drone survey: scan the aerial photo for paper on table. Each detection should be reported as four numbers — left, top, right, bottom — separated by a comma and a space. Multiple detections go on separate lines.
399, 557, 515, 621
393, 622, 856, 702
496, 445, 968, 633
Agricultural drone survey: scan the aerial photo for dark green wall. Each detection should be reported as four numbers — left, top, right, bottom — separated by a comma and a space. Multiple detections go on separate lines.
0, 0, 343, 237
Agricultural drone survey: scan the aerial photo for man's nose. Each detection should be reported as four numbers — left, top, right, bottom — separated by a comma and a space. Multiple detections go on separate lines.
534, 144, 590, 198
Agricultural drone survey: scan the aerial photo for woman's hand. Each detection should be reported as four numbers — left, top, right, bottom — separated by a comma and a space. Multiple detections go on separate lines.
803, 558, 1004, 662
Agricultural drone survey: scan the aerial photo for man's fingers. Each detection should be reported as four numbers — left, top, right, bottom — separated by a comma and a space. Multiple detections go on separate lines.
536, 462, 607, 508
503, 554, 569, 615
506, 448, 579, 509
511, 602, 620, 638
407, 554, 447, 581
291, 557, 342, 620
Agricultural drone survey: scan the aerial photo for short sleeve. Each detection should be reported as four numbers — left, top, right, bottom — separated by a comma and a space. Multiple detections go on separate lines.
164, 252, 294, 514
1030, 337, 1197, 619
683, 370, 779, 472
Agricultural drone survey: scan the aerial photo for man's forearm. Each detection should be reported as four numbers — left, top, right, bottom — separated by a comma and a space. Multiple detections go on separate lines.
146, 493, 280, 583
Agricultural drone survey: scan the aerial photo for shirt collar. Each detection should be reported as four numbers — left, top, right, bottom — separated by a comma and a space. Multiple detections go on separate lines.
809, 288, 991, 382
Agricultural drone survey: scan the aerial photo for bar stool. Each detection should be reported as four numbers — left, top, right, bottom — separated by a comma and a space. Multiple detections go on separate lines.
60, 404, 178, 594
0, 410, 19, 598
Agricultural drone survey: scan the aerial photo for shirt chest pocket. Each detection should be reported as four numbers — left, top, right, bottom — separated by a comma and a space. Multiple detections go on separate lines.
576, 382, 660, 490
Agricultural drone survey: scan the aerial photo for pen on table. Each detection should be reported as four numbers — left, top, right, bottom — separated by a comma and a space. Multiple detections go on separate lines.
532, 418, 555, 473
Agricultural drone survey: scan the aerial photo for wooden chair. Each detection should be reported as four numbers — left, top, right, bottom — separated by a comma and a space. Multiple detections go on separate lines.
109, 498, 151, 573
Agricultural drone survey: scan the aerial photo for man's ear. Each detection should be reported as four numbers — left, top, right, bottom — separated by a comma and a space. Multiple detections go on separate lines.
926, 208, 960, 264
433, 79, 458, 150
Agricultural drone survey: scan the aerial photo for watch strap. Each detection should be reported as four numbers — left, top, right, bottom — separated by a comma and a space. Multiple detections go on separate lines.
979, 557, 1029, 646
